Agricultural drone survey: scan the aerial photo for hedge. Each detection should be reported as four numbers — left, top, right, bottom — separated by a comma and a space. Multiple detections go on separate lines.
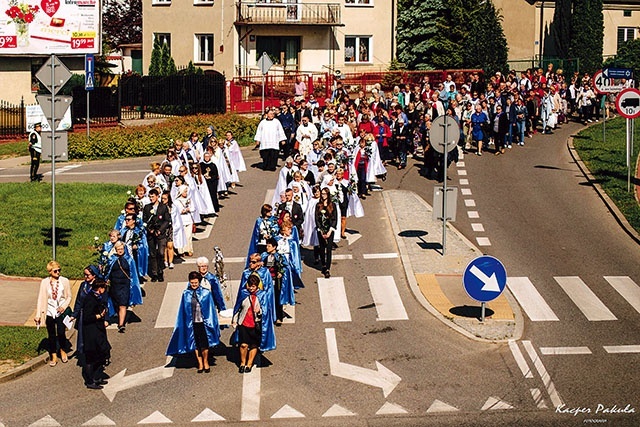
68, 113, 260, 160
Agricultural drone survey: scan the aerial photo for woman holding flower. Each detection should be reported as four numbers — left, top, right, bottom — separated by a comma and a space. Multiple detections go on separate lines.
247, 204, 280, 263
315, 187, 337, 278
175, 184, 194, 257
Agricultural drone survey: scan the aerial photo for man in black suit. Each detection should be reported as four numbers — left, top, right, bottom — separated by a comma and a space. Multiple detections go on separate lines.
277, 188, 304, 234
143, 188, 170, 282
393, 117, 412, 169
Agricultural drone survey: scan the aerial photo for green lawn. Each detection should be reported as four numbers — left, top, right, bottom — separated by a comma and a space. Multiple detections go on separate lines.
0, 140, 29, 159
572, 117, 640, 233
0, 326, 47, 361
0, 182, 131, 278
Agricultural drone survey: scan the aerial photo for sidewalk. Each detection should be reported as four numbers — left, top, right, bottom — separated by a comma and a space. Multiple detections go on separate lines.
383, 189, 523, 343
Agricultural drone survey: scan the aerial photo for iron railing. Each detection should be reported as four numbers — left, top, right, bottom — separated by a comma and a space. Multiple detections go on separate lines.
235, 1, 341, 25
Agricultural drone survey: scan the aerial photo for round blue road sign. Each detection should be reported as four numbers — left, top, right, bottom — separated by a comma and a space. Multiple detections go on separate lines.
463, 256, 507, 303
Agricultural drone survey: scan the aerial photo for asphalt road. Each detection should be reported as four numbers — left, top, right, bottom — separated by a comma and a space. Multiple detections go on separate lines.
0, 128, 638, 426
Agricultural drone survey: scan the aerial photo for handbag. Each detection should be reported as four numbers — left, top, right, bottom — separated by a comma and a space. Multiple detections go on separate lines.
252, 295, 262, 334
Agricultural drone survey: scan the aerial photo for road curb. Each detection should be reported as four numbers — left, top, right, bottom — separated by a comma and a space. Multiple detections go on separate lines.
567, 136, 640, 246
0, 353, 49, 385
382, 190, 523, 344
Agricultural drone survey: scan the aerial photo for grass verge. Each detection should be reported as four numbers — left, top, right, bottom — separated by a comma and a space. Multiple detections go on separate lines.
0, 182, 131, 278
0, 140, 29, 159
572, 117, 640, 233
0, 326, 47, 362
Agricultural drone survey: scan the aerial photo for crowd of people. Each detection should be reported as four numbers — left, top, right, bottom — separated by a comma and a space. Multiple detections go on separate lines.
34, 65, 621, 387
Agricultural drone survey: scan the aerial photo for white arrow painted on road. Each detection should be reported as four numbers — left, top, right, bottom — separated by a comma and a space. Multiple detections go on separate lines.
469, 265, 501, 292
325, 328, 401, 398
345, 232, 361, 245
102, 357, 175, 402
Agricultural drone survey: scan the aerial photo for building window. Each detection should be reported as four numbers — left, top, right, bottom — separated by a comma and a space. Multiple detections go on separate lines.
345, 0, 372, 5
617, 27, 636, 50
196, 34, 214, 63
194, 0, 213, 4
345, 36, 371, 63
256, 36, 300, 68
152, 0, 171, 5
623, 10, 631, 17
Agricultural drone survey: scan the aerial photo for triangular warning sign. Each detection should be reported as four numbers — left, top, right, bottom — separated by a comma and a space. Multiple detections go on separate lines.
86, 74, 94, 89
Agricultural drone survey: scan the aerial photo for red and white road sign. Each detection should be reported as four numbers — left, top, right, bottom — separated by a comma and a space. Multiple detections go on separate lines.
615, 88, 640, 119
593, 69, 626, 95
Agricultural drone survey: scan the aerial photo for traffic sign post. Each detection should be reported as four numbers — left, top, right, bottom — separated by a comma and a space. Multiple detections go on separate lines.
257, 52, 274, 114
463, 256, 508, 322
85, 54, 95, 139
615, 88, 640, 192
430, 115, 458, 255
593, 69, 634, 95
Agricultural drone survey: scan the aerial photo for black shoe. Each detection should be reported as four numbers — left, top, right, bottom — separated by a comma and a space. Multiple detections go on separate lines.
204, 367, 210, 373
86, 383, 103, 390
239, 366, 245, 374
324, 270, 331, 279
197, 369, 203, 374
118, 325, 126, 333
244, 366, 252, 373
150, 276, 158, 282
95, 379, 108, 385
158, 275, 164, 282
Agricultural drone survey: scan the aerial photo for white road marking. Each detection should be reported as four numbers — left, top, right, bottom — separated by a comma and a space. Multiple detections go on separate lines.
471, 223, 484, 232
271, 405, 305, 418
264, 189, 275, 205
522, 340, 563, 407
459, 179, 469, 185
367, 276, 409, 321
461, 188, 472, 195
376, 402, 407, 415
456, 161, 465, 167
345, 232, 361, 245
603, 345, 640, 354
530, 388, 548, 409
481, 397, 513, 410
457, 169, 468, 176
555, 276, 617, 321
476, 237, 491, 246
103, 357, 175, 402
507, 277, 559, 321
29, 416, 60, 427
193, 218, 216, 240
604, 276, 640, 314
222, 257, 246, 263
467, 211, 479, 218
322, 404, 356, 417
318, 277, 351, 322
426, 400, 459, 413
508, 340, 533, 378
539, 346, 592, 355
464, 199, 476, 207
332, 254, 353, 260
155, 282, 186, 328
362, 253, 398, 259
82, 413, 116, 426
240, 366, 261, 421
138, 411, 172, 424
191, 408, 225, 422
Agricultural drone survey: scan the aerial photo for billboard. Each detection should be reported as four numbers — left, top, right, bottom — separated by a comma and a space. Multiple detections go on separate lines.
0, 0, 100, 55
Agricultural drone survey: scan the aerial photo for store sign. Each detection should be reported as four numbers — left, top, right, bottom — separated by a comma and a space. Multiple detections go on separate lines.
0, 0, 100, 55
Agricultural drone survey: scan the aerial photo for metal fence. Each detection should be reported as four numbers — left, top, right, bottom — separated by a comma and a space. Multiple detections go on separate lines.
0, 98, 30, 139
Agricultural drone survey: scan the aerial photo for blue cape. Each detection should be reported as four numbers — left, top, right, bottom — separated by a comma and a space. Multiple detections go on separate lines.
232, 268, 276, 352
246, 217, 280, 268
275, 232, 304, 289
106, 251, 143, 306
261, 252, 295, 306
202, 271, 226, 311
118, 219, 149, 277
166, 285, 221, 356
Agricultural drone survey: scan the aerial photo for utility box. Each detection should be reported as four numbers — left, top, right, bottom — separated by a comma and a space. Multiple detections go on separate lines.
432, 186, 457, 222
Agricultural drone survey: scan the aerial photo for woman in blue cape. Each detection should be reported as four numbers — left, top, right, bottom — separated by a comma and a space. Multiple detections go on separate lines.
232, 272, 276, 373
246, 204, 280, 267
166, 271, 220, 373
275, 211, 304, 289
116, 202, 149, 278
261, 237, 295, 326
106, 241, 142, 333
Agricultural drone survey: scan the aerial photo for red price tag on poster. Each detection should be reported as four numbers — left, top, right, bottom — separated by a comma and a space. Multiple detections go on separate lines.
71, 37, 94, 49
0, 35, 17, 48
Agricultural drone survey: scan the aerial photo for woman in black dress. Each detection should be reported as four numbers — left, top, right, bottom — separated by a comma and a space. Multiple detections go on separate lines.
81, 279, 111, 389
107, 241, 131, 333
315, 187, 338, 278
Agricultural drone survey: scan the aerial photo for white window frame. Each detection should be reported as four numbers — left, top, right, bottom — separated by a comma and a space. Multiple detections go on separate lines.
152, 0, 171, 5
344, 35, 372, 64
153, 33, 171, 53
195, 33, 215, 64
193, 0, 213, 5
345, 0, 373, 6
617, 26, 636, 49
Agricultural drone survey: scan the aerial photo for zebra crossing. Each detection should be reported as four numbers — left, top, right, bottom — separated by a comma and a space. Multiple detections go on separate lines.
507, 275, 640, 323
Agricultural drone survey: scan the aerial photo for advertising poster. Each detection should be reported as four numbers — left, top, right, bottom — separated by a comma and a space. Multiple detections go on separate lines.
0, 0, 100, 55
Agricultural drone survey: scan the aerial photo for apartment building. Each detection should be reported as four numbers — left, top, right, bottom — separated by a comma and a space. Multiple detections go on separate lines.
142, 0, 398, 77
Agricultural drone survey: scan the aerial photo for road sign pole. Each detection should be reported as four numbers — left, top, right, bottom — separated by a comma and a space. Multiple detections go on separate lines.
602, 96, 606, 144
261, 73, 265, 115
50, 54, 56, 260
442, 120, 448, 256
481, 302, 486, 323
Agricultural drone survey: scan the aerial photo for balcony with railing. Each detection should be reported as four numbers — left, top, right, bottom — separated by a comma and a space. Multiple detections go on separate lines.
235, 1, 342, 26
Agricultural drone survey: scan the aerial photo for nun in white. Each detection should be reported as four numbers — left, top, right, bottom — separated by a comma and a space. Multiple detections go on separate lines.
225, 131, 247, 173
301, 186, 321, 248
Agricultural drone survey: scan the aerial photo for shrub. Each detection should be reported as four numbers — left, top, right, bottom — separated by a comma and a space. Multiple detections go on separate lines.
68, 113, 260, 160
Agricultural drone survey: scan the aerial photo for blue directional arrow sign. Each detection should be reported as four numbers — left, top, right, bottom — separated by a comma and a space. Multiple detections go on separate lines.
603, 67, 633, 79
463, 256, 507, 303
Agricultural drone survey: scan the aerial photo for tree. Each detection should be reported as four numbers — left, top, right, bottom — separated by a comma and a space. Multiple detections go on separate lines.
551, 0, 572, 59
396, 0, 446, 69
102, 0, 142, 50
604, 38, 640, 77
569, 0, 603, 74
148, 38, 162, 76
161, 44, 177, 76
462, 1, 508, 75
